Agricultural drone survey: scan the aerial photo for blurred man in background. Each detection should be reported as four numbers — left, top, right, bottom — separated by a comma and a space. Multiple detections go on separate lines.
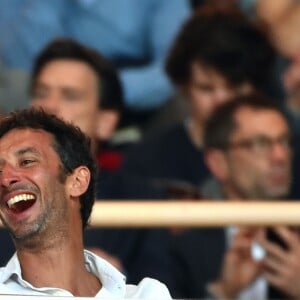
170, 93, 296, 299
120, 5, 276, 196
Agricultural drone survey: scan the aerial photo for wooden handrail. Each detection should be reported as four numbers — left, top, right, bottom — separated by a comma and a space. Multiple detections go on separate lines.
1, 201, 300, 228
89, 201, 300, 227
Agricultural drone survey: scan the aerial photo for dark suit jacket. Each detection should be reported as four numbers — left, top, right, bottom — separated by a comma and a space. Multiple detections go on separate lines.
170, 228, 226, 299
0, 229, 14, 266
84, 227, 175, 290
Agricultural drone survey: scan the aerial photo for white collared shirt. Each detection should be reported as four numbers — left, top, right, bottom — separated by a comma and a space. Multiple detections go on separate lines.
0, 250, 171, 299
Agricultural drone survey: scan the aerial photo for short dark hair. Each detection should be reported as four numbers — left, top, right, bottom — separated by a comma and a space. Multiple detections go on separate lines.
0, 108, 96, 229
203, 92, 286, 149
31, 38, 124, 113
165, 5, 275, 92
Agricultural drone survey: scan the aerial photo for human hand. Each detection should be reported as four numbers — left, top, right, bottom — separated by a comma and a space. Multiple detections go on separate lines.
256, 0, 300, 57
209, 228, 263, 298
257, 226, 300, 298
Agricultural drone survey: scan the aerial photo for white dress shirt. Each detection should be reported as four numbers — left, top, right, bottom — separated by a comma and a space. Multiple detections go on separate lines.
0, 249, 171, 299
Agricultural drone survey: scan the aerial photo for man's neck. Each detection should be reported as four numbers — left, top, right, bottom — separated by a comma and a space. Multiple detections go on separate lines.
16, 236, 101, 296
186, 118, 204, 148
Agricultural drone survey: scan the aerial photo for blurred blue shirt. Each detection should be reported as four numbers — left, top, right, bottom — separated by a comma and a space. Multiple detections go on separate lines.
0, 0, 191, 109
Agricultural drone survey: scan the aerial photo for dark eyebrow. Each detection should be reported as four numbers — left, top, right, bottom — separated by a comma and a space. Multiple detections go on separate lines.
0, 147, 41, 167
15, 147, 41, 157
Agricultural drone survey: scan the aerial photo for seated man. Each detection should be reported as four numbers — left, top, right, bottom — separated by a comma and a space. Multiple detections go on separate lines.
170, 92, 297, 299
120, 5, 276, 193
28, 38, 173, 290
0, 108, 171, 298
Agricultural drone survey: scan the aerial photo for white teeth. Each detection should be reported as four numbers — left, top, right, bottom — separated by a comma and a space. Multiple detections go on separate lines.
7, 194, 35, 208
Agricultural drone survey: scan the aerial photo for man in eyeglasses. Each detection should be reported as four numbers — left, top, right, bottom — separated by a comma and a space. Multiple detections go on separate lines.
169, 92, 299, 299
203, 92, 292, 202
202, 93, 296, 300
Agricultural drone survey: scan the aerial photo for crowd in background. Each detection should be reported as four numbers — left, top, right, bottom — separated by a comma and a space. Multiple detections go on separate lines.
1, 0, 300, 298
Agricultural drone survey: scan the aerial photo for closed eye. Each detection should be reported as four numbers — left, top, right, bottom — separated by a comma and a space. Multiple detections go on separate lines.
20, 159, 36, 166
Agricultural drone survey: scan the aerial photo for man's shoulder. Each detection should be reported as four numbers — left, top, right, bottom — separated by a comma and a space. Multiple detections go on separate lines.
125, 277, 172, 299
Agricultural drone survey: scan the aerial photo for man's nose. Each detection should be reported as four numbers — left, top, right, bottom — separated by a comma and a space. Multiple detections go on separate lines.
0, 164, 20, 187
270, 142, 291, 162
214, 89, 231, 107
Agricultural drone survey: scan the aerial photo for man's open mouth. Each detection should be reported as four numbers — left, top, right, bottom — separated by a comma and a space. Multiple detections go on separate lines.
7, 194, 36, 213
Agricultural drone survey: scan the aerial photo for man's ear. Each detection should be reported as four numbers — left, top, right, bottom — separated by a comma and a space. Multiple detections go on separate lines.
96, 109, 120, 141
67, 166, 91, 198
204, 149, 229, 182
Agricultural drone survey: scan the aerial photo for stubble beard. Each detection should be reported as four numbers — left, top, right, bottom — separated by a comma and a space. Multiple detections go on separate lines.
13, 188, 69, 251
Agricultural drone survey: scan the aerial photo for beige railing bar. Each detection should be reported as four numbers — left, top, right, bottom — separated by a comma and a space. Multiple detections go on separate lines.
89, 201, 300, 227
1, 201, 300, 228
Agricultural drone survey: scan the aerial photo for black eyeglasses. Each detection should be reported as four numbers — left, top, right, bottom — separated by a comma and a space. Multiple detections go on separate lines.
225, 134, 293, 156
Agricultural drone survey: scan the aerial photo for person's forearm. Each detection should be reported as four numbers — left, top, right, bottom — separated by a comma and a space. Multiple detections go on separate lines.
256, 0, 300, 57
256, 0, 293, 25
